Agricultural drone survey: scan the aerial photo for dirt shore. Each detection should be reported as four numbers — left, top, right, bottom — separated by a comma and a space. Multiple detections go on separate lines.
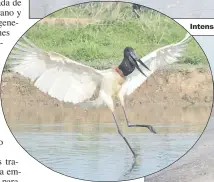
0, 65, 213, 127
145, 112, 214, 182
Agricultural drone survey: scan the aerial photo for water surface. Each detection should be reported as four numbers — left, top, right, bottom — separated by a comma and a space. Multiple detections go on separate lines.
13, 121, 204, 181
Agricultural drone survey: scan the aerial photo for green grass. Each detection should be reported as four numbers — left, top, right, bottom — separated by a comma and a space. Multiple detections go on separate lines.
23, 2, 208, 69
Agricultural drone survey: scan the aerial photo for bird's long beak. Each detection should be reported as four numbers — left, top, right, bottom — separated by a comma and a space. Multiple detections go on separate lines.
129, 52, 150, 77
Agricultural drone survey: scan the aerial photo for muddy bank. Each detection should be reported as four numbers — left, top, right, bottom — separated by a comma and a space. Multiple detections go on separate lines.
145, 116, 214, 182
0, 66, 213, 126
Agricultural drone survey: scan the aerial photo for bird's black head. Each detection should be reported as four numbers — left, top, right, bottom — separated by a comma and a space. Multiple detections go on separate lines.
118, 47, 150, 77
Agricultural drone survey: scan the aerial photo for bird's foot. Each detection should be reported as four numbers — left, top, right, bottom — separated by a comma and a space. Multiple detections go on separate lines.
133, 154, 141, 165
133, 153, 139, 159
146, 125, 157, 134
128, 123, 157, 134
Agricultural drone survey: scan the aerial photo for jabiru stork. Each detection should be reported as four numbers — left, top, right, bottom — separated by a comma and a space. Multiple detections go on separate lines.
7, 33, 191, 158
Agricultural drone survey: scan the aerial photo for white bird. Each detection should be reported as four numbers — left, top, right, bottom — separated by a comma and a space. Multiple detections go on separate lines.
7, 33, 191, 158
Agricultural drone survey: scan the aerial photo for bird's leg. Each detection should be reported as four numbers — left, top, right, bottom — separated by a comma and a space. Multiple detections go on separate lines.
112, 112, 136, 158
122, 106, 157, 134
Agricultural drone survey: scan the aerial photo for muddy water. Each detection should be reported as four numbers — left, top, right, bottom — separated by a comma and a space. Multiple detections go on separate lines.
10, 107, 210, 181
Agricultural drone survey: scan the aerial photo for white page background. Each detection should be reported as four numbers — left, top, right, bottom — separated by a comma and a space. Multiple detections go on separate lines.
0, 1, 213, 182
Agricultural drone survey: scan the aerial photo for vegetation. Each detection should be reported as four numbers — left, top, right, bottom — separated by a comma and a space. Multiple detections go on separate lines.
23, 2, 208, 69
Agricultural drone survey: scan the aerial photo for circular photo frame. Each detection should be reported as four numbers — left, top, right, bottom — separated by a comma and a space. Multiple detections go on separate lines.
1, 1, 213, 181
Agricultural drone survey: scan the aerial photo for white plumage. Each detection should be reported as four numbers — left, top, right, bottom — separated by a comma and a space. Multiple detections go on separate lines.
9, 37, 104, 106
7, 33, 191, 157
120, 33, 190, 97
8, 33, 190, 108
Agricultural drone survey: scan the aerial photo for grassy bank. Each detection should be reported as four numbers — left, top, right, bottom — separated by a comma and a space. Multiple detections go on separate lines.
21, 3, 209, 69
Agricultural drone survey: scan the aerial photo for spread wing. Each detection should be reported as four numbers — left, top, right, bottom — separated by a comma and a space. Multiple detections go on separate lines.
120, 33, 191, 96
7, 36, 104, 106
